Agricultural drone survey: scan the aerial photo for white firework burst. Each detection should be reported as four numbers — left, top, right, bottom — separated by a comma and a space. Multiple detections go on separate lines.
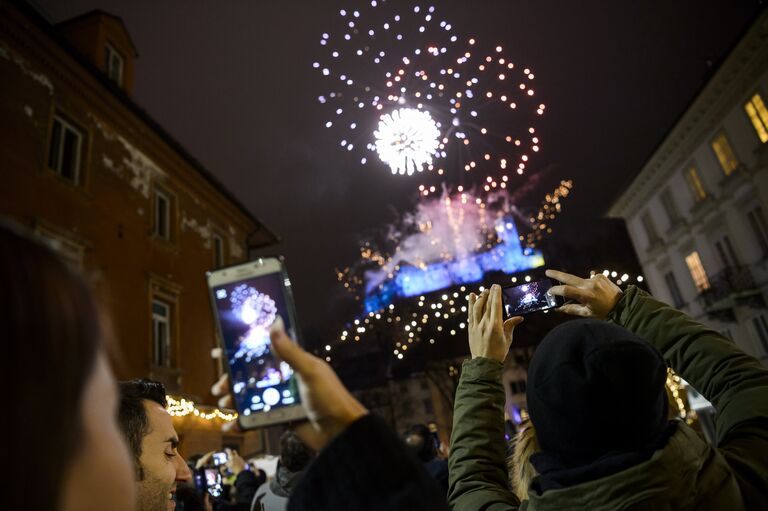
374, 107, 440, 175
314, 2, 545, 189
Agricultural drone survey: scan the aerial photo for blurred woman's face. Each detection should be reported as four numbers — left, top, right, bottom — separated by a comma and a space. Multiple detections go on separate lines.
59, 354, 136, 511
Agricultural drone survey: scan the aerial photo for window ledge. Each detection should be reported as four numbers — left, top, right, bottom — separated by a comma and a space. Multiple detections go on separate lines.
717, 164, 750, 195
754, 140, 768, 167
689, 196, 716, 221
150, 234, 179, 253
665, 219, 688, 238
645, 238, 666, 259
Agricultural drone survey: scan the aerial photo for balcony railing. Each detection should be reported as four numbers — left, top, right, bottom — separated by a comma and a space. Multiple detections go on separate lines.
697, 266, 757, 310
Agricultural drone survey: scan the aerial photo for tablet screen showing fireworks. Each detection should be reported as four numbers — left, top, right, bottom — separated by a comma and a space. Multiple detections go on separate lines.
502, 279, 558, 316
212, 274, 299, 417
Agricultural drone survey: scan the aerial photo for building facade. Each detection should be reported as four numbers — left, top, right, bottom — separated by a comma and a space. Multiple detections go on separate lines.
609, 11, 768, 366
0, 0, 277, 455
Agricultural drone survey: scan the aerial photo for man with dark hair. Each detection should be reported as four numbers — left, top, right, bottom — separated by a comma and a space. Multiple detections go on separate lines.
252, 430, 314, 511
404, 424, 449, 494
118, 379, 192, 511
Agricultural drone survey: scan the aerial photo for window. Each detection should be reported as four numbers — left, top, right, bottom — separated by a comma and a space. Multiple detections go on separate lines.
48, 115, 83, 183
684, 166, 707, 202
660, 189, 680, 224
744, 93, 768, 143
714, 236, 740, 269
640, 212, 660, 248
747, 206, 768, 257
710, 132, 739, 176
664, 271, 685, 308
153, 188, 172, 240
685, 251, 710, 292
104, 43, 124, 86
753, 315, 768, 355
213, 233, 225, 268
152, 299, 172, 367
423, 398, 434, 415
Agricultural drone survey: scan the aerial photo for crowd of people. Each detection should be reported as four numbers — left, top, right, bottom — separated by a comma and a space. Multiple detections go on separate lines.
6, 220, 768, 510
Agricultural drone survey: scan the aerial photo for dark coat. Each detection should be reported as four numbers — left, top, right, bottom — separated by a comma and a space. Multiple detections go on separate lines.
448, 286, 768, 510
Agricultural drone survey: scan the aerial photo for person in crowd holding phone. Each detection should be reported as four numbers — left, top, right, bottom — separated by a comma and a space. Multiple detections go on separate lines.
3, 222, 136, 511
212, 316, 450, 510
251, 431, 314, 511
448, 271, 768, 510
118, 379, 193, 511
403, 424, 450, 494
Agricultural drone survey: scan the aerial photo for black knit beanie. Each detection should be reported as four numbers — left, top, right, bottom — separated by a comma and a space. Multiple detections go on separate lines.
526, 319, 668, 467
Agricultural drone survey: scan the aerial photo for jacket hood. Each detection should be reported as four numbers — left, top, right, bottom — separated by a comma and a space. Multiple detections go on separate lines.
524, 422, 742, 511
270, 464, 303, 498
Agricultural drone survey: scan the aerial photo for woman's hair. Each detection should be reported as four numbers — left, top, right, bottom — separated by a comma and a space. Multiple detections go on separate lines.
2, 222, 103, 509
507, 419, 540, 500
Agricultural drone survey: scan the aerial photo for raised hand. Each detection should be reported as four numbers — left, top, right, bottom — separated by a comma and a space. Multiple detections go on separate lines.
268, 318, 368, 450
467, 284, 524, 363
545, 269, 623, 319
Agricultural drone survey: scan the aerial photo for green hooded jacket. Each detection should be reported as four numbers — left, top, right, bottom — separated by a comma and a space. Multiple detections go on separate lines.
448, 286, 768, 510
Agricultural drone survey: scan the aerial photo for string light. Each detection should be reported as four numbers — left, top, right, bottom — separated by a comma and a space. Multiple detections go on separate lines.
590, 268, 645, 288
665, 369, 694, 424
166, 396, 237, 422
327, 275, 539, 362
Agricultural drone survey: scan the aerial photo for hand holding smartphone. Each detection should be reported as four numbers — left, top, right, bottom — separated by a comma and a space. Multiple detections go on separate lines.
207, 257, 306, 429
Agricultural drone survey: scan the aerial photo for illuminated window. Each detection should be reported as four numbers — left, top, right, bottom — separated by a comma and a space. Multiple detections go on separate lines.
152, 299, 172, 367
685, 251, 710, 292
48, 115, 83, 183
744, 93, 768, 143
710, 132, 739, 176
104, 43, 123, 86
684, 166, 707, 202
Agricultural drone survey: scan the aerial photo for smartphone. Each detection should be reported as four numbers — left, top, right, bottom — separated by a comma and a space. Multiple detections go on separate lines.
501, 278, 564, 317
211, 451, 228, 467
204, 468, 223, 498
207, 258, 306, 429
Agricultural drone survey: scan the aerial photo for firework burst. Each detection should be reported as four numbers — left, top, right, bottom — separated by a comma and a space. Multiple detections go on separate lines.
314, 2, 544, 191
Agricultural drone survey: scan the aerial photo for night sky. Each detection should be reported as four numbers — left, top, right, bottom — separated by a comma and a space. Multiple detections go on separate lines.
36, 0, 764, 343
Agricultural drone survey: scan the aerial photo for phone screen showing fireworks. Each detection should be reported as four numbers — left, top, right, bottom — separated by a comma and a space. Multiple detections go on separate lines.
212, 271, 300, 421
501, 278, 561, 316
204, 468, 222, 497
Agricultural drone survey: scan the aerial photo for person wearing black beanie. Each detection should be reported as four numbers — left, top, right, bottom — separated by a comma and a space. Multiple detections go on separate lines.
448, 271, 768, 511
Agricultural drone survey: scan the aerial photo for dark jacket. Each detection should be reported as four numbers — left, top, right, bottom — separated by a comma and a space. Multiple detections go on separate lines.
448, 286, 768, 510
287, 414, 449, 510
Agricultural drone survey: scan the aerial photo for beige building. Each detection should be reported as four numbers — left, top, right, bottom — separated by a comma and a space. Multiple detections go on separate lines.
609, 11, 768, 366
